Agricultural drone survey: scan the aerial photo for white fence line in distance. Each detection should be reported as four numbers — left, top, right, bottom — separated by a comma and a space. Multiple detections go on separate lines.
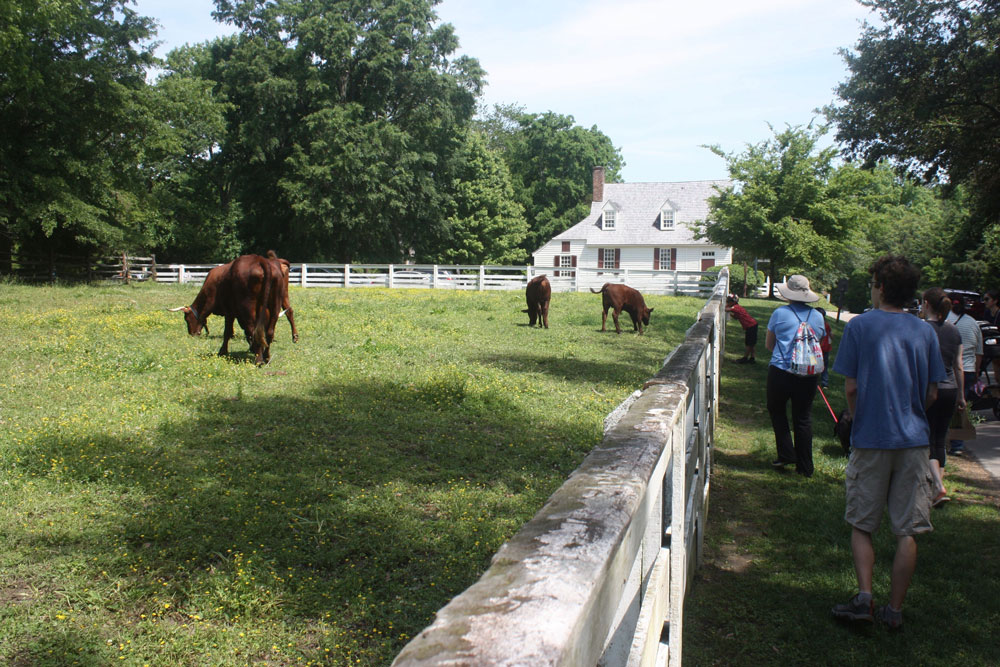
150, 263, 719, 297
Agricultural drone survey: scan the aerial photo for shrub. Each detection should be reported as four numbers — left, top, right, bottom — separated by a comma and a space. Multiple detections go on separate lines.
703, 264, 766, 296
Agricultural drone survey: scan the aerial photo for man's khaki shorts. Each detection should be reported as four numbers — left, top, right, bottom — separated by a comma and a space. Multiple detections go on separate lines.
844, 446, 935, 536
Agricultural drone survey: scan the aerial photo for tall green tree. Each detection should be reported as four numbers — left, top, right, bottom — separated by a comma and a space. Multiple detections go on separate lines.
0, 0, 158, 263
431, 131, 527, 265
144, 45, 242, 261
824, 161, 968, 310
479, 106, 624, 253
175, 0, 485, 262
826, 0, 1000, 286
696, 124, 849, 296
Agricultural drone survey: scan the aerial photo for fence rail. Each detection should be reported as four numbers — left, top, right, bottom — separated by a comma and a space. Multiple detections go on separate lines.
149, 262, 719, 296
392, 270, 727, 667
1, 254, 721, 296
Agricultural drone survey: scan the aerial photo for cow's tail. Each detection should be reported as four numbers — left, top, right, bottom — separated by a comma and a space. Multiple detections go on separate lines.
589, 284, 607, 294
253, 257, 272, 354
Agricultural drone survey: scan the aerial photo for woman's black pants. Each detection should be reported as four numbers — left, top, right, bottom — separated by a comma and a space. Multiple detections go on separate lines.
767, 365, 818, 476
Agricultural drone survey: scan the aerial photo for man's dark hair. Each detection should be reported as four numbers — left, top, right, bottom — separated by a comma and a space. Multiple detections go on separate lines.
869, 255, 920, 308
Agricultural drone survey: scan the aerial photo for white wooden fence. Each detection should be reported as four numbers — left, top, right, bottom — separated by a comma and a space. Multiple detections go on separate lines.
392, 270, 727, 667
149, 262, 719, 296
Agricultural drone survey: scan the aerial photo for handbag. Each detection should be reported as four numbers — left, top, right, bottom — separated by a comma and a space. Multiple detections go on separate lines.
947, 408, 976, 441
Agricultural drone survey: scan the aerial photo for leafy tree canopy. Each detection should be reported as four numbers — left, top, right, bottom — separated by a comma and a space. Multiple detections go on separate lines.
826, 0, 1000, 287
194, 0, 486, 262
0, 0, 158, 258
697, 124, 850, 295
432, 131, 527, 265
478, 106, 624, 254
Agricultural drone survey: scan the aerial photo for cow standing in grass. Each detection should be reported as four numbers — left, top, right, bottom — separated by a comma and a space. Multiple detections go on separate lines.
169, 254, 285, 364
523, 275, 551, 328
591, 283, 653, 334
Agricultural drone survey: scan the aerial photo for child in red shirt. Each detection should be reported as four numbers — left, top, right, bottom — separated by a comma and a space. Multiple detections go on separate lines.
726, 294, 759, 363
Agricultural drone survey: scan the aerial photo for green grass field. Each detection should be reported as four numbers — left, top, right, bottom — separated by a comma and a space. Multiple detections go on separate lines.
683, 299, 1000, 666
0, 281, 705, 666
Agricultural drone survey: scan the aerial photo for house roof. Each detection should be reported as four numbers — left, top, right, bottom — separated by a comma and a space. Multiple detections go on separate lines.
551, 179, 731, 246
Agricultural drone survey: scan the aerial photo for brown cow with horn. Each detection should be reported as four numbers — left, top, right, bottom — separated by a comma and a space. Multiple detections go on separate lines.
168, 254, 286, 364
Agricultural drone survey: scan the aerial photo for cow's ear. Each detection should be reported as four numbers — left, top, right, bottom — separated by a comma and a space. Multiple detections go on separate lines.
648, 308, 654, 313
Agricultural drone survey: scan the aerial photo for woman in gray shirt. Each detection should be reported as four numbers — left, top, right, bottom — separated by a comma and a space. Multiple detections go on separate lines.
922, 287, 965, 505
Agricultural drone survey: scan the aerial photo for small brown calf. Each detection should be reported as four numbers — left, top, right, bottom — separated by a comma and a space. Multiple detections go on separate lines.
523, 275, 551, 328
590, 283, 653, 334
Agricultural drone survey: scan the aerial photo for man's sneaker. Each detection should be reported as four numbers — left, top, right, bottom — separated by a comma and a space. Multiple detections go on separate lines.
832, 594, 874, 622
875, 604, 903, 630
771, 458, 795, 468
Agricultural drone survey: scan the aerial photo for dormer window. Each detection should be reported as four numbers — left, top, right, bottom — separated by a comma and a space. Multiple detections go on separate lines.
659, 200, 676, 230
660, 208, 675, 230
602, 202, 620, 230
603, 208, 616, 230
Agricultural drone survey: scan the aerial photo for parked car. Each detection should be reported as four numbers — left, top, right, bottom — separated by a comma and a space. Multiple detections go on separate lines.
393, 268, 455, 282
392, 270, 431, 284
945, 289, 985, 319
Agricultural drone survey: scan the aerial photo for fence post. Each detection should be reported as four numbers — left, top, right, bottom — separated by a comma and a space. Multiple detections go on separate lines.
179, 265, 186, 284
432, 264, 439, 289
673, 271, 679, 296
344, 264, 350, 288
301, 264, 308, 288
388, 264, 395, 289
478, 265, 485, 291
150, 255, 157, 282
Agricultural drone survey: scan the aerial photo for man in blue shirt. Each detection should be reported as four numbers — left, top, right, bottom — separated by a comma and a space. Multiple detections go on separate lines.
831, 255, 945, 630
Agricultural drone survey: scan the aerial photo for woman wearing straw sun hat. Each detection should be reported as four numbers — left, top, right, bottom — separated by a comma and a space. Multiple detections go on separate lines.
765, 274, 827, 477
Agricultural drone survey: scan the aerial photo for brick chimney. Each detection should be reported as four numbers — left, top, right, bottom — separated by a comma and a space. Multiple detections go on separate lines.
592, 166, 605, 203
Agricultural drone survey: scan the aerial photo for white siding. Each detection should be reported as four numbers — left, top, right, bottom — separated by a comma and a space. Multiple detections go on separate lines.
570, 245, 731, 271
533, 239, 585, 269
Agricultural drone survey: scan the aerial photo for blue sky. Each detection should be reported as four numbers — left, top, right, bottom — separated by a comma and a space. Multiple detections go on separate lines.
134, 0, 873, 183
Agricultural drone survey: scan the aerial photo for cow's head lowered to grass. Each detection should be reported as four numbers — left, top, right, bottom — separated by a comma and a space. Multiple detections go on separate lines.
167, 306, 208, 336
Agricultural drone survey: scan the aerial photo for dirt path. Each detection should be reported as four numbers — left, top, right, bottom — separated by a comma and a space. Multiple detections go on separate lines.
949, 450, 1000, 507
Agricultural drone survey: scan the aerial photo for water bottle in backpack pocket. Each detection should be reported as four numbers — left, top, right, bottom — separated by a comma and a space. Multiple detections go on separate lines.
789, 309, 825, 377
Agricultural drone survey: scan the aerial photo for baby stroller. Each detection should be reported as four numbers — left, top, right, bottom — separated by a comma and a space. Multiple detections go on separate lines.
974, 320, 1000, 418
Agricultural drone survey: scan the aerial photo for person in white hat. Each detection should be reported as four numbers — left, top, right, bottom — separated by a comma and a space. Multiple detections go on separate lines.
765, 274, 827, 477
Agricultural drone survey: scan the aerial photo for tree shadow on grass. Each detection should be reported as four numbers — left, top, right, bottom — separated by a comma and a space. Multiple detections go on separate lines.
12, 375, 601, 661
7, 630, 106, 667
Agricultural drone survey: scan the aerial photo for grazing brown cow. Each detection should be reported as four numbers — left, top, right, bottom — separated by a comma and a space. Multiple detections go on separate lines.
169, 254, 284, 364
266, 250, 299, 342
523, 275, 551, 328
590, 283, 653, 334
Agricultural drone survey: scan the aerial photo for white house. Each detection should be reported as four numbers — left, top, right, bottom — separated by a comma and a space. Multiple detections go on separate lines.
533, 167, 733, 285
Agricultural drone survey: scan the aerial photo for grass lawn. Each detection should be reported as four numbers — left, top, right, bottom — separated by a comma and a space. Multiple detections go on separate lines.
683, 298, 1000, 666
0, 281, 705, 666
